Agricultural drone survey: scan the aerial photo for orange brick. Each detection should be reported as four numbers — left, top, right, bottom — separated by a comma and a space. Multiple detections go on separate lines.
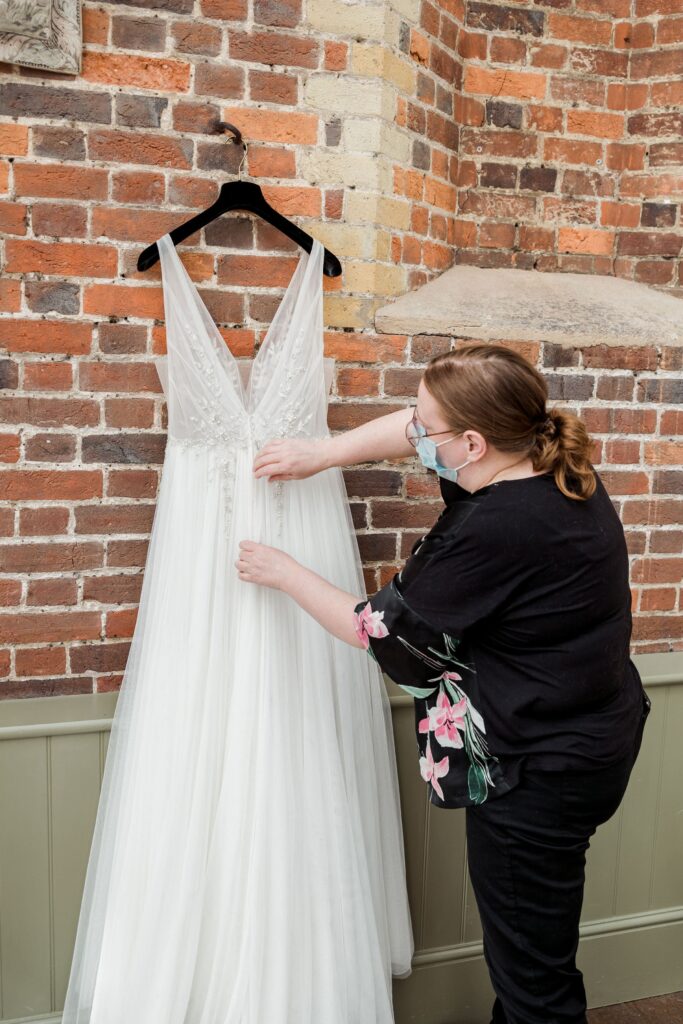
246, 146, 296, 179
79, 363, 162, 393
458, 30, 488, 60
577, 0, 630, 16
464, 66, 546, 101
0, 434, 20, 463
92, 207, 181, 243
423, 240, 452, 271
27, 576, 77, 603
82, 5, 109, 44
105, 608, 139, 638
661, 410, 683, 434
24, 361, 74, 391
259, 184, 322, 218
544, 138, 603, 165
113, 170, 166, 205
424, 178, 457, 211
89, 130, 192, 169
0, 279, 21, 313
323, 332, 407, 365
566, 110, 625, 139
530, 43, 569, 69
13, 163, 108, 200
0, 319, 92, 354
217, 253, 300, 288
0, 123, 29, 156
490, 37, 526, 64
549, 13, 613, 43
324, 40, 348, 72
632, 557, 683, 585
651, 80, 683, 107
528, 105, 563, 133
454, 94, 485, 126
607, 83, 649, 110
222, 106, 318, 145
454, 219, 477, 247
82, 52, 191, 91
410, 28, 429, 65
0, 470, 102, 501
620, 172, 681, 197
615, 20, 655, 47
657, 15, 683, 42
84, 284, 163, 320
15, 645, 68, 676
519, 226, 555, 251
606, 143, 646, 171
479, 222, 516, 249
558, 226, 615, 255
0, 202, 27, 235
0, 611, 103, 645
336, 368, 380, 397
600, 470, 650, 495
201, 0, 247, 17
644, 440, 683, 465
640, 588, 677, 612
600, 200, 641, 227
5, 240, 117, 278
229, 31, 319, 68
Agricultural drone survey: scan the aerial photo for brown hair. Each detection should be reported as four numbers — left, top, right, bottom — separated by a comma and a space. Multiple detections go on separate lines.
422, 343, 597, 501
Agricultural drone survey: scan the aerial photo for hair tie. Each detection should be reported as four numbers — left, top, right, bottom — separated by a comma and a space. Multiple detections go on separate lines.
537, 414, 557, 440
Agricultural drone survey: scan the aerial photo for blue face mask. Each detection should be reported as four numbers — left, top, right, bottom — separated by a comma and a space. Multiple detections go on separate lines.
414, 426, 472, 484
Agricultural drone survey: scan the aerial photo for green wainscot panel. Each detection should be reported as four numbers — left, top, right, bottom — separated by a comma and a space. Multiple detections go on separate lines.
0, 657, 681, 1024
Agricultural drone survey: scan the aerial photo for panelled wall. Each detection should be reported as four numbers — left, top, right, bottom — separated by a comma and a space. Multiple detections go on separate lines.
0, 652, 681, 1024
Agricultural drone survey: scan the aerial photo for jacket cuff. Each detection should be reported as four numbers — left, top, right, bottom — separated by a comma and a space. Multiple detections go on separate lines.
353, 575, 464, 699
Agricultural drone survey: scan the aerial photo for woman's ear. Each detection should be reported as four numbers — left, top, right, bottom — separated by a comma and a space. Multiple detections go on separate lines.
464, 430, 487, 459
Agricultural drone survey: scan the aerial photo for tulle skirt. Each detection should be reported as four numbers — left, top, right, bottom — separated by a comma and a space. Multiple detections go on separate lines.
61, 441, 414, 1024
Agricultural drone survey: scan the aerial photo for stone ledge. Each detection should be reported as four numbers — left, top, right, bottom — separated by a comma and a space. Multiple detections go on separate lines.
374, 266, 683, 348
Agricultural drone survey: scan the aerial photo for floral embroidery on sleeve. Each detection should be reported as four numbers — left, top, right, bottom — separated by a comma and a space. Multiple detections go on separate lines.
400, 633, 496, 804
353, 586, 498, 805
353, 600, 389, 649
419, 738, 449, 801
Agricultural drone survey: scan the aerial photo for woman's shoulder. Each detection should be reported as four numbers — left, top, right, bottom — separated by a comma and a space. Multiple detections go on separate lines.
432, 466, 617, 556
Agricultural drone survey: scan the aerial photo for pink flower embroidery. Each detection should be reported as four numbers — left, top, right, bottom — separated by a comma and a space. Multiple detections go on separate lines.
419, 741, 450, 800
353, 601, 389, 649
419, 689, 468, 749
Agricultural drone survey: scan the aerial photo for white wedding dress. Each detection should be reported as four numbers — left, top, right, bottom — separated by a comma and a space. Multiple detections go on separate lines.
60, 233, 414, 1024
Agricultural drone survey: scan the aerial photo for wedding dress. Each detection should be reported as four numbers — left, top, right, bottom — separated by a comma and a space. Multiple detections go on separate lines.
60, 233, 414, 1024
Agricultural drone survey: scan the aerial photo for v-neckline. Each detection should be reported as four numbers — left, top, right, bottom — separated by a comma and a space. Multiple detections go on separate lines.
161, 233, 316, 413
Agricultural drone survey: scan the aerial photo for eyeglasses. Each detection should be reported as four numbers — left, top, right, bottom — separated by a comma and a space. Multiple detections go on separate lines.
405, 404, 458, 449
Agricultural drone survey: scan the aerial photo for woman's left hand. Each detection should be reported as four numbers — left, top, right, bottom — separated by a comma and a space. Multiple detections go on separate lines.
235, 540, 296, 590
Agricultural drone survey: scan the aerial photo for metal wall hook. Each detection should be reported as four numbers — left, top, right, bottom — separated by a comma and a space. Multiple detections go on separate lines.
216, 120, 248, 180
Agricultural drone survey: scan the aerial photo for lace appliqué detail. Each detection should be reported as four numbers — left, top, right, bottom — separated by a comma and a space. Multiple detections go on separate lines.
165, 323, 327, 541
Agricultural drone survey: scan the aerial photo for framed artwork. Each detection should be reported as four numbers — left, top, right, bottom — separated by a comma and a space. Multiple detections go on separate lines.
0, 0, 82, 74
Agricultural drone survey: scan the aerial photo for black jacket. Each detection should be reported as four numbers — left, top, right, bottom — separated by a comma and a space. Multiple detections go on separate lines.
353, 469, 647, 809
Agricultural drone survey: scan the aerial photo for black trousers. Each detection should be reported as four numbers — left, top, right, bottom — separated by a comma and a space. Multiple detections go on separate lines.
466, 694, 651, 1024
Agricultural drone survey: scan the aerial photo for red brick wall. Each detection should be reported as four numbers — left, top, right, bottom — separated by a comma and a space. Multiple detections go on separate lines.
396, 0, 465, 282
447, 0, 683, 289
0, 0, 681, 698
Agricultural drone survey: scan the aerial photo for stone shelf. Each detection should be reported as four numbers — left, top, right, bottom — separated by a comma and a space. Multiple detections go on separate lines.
374, 266, 683, 348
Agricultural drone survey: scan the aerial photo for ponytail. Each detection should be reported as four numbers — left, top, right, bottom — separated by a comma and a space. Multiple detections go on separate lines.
529, 407, 596, 501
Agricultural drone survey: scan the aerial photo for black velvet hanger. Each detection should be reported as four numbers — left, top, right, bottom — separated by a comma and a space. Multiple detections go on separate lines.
136, 121, 342, 277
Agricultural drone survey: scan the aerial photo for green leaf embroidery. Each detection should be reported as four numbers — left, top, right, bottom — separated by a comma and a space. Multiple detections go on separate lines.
468, 763, 488, 805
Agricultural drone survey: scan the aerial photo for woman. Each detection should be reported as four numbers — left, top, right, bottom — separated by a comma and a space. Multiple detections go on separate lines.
236, 342, 650, 1024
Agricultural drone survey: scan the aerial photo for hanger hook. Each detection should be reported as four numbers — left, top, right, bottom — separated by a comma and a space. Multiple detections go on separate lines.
217, 120, 248, 181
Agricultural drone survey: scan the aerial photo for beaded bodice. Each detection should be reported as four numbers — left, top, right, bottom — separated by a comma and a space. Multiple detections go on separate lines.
154, 233, 331, 534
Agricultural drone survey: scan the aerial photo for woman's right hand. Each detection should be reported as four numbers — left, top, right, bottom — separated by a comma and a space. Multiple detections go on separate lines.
252, 438, 333, 481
